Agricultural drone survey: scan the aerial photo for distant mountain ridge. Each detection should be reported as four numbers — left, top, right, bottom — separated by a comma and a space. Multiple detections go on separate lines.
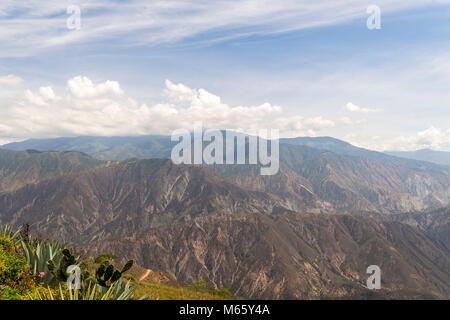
4, 134, 448, 166
0, 149, 107, 193
280, 136, 449, 167
2, 135, 173, 160
385, 149, 450, 166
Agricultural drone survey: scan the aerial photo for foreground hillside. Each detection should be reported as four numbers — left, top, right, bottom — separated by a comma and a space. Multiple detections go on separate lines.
123, 265, 233, 300
0, 222, 233, 300
86, 212, 450, 299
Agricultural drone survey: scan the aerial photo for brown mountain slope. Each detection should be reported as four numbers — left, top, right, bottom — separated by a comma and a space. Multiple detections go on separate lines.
385, 207, 450, 251
214, 144, 450, 214
211, 163, 329, 213
280, 144, 450, 213
0, 158, 297, 243
2, 142, 448, 215
0, 149, 106, 193
85, 212, 450, 300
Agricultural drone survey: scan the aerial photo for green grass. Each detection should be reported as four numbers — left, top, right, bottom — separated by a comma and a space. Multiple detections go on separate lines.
133, 281, 233, 300
121, 265, 235, 300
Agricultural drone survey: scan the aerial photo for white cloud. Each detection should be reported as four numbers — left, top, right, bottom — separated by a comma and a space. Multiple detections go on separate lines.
38, 86, 59, 101
67, 76, 124, 99
349, 126, 450, 151
346, 102, 362, 112
1, 76, 447, 151
345, 102, 381, 113
0, 74, 23, 86
0, 0, 435, 57
389, 126, 450, 151
23, 86, 60, 106
25, 89, 46, 106
0, 76, 334, 143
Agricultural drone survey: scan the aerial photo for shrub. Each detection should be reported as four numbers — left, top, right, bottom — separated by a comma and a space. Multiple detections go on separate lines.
0, 285, 22, 300
24, 285, 58, 300
0, 224, 139, 300
0, 237, 15, 252
0, 236, 39, 295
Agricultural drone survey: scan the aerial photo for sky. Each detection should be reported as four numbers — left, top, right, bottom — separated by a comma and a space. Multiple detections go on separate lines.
0, 0, 450, 151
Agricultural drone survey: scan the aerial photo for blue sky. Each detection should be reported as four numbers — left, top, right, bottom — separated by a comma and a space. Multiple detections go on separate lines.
0, 0, 449, 151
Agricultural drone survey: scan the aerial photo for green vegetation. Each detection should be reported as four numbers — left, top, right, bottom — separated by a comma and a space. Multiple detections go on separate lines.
0, 223, 235, 300
119, 264, 235, 300
0, 223, 139, 300
0, 285, 22, 300
0, 236, 39, 297
132, 279, 234, 300
188, 280, 233, 298
26, 279, 137, 300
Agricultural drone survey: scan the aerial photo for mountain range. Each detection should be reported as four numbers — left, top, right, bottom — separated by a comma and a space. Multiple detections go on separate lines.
0, 135, 448, 299
5, 135, 449, 166
2, 135, 450, 214
385, 149, 450, 166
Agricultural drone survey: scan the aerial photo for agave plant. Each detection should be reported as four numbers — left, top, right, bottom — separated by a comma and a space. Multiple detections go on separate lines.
47, 248, 78, 284
1, 223, 142, 300
26, 279, 141, 300
18, 236, 67, 286
0, 223, 21, 240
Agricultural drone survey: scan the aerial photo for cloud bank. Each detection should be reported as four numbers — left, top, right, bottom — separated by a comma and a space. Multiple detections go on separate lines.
1, 75, 448, 151
381, 126, 450, 151
0, 75, 335, 144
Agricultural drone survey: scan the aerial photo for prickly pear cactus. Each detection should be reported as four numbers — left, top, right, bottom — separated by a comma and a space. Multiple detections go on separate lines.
95, 259, 133, 288
47, 248, 77, 283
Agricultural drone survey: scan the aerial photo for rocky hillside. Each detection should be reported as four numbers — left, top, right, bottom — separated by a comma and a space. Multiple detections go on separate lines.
213, 144, 450, 214
385, 207, 450, 251
86, 212, 450, 299
0, 148, 448, 299
0, 158, 297, 243
4, 135, 449, 214
0, 149, 106, 193
279, 144, 450, 214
